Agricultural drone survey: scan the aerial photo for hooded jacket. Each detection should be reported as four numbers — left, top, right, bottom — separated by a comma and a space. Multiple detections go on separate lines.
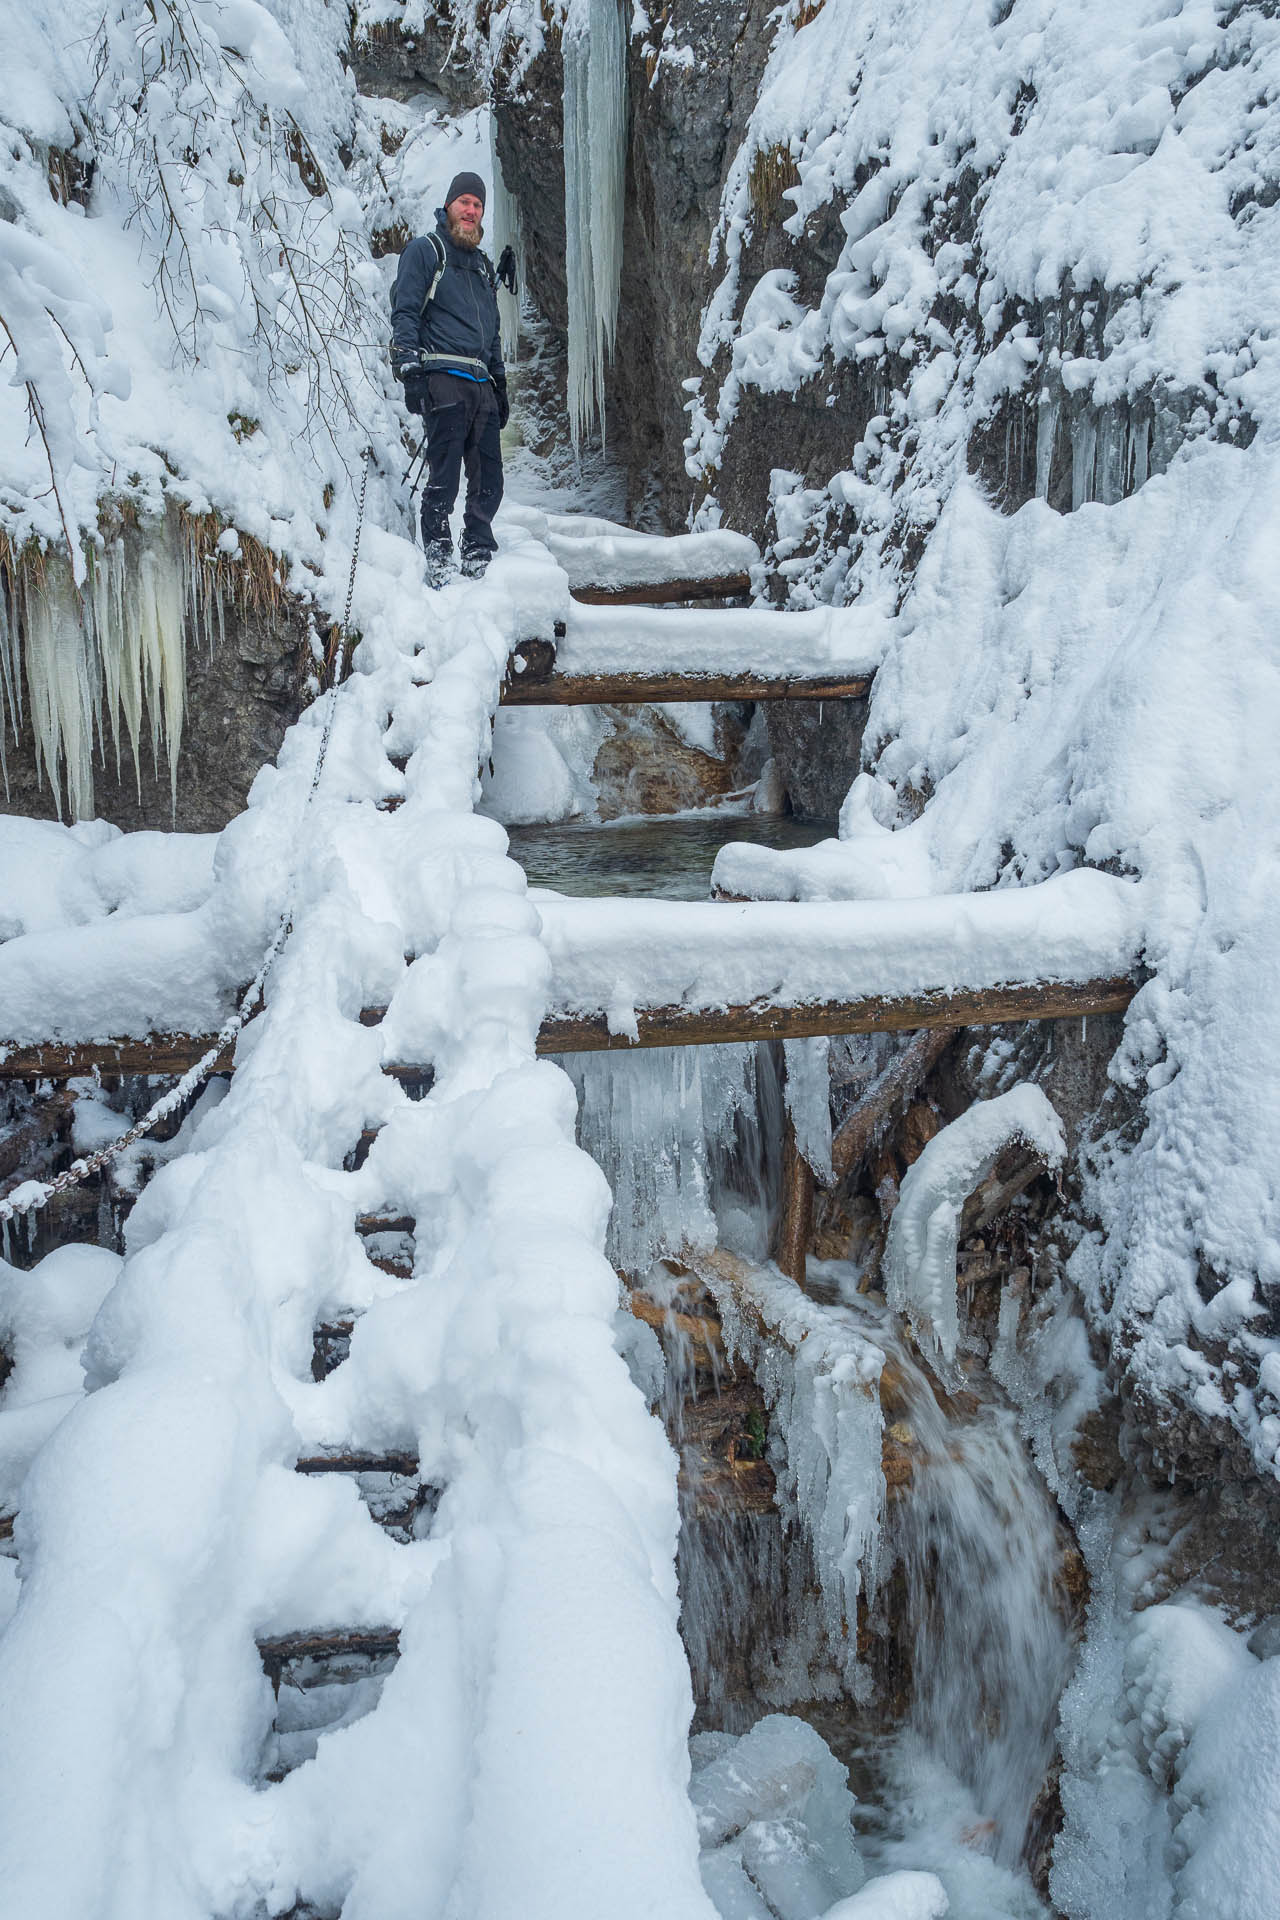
391, 208, 505, 383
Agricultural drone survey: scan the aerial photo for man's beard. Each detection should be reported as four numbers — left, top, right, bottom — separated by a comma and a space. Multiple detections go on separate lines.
447, 209, 483, 250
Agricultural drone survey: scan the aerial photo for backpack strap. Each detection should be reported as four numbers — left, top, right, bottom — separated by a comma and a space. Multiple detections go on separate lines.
418, 231, 448, 320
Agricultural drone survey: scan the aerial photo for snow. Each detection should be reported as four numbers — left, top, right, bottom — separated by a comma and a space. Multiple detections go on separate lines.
545, 521, 760, 591
884, 1086, 1065, 1377
533, 870, 1144, 1036
554, 598, 890, 679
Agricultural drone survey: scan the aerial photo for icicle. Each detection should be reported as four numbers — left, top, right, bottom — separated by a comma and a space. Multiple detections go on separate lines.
1034, 385, 1059, 500
1130, 409, 1151, 490
563, 1044, 762, 1273
1070, 405, 1096, 510
782, 1037, 832, 1186
489, 124, 525, 366
20, 558, 98, 822
562, 0, 627, 449
1094, 403, 1123, 504
7, 518, 189, 820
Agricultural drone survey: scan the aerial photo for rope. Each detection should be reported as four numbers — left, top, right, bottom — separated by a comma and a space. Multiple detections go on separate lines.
0, 450, 374, 1228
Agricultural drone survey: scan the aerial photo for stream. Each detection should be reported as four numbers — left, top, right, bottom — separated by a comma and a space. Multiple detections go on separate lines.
508, 809, 833, 899
530, 805, 1068, 1920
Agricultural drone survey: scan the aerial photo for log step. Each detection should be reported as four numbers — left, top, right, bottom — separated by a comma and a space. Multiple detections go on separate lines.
295, 1451, 419, 1477
257, 1628, 401, 1692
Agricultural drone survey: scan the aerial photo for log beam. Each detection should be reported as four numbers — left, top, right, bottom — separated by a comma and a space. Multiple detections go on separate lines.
532, 976, 1137, 1055
500, 669, 875, 707
0, 976, 1136, 1083
568, 574, 752, 607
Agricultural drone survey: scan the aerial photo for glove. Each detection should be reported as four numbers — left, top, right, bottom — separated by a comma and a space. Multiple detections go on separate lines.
396, 360, 430, 416
497, 245, 518, 295
493, 375, 510, 430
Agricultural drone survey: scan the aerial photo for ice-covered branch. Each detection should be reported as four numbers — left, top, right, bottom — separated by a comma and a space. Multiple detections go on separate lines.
884, 1086, 1065, 1377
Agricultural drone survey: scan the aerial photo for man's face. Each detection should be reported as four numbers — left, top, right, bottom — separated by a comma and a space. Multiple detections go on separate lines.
447, 194, 484, 250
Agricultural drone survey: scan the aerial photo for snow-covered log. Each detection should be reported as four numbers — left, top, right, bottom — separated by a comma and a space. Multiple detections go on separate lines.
884, 1086, 1066, 1377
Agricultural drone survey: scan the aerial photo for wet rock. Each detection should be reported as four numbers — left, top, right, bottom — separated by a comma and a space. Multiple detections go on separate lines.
591, 704, 752, 817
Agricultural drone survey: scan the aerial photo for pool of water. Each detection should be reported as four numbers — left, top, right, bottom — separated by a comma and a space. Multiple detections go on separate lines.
506, 811, 835, 900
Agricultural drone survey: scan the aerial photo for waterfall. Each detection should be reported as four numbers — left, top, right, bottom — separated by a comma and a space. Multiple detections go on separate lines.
562, 0, 627, 449
878, 1335, 1073, 1868
577, 1046, 1071, 1894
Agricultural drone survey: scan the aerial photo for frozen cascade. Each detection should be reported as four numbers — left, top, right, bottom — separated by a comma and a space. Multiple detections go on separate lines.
562, 0, 627, 449
561, 1043, 778, 1274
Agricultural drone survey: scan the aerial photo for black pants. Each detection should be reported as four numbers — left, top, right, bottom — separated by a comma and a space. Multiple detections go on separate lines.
419, 372, 503, 555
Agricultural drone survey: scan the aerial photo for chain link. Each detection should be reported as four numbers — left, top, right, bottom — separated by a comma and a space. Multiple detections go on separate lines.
0, 450, 374, 1227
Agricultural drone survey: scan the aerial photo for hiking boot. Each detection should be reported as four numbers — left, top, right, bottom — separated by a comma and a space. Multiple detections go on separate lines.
424, 540, 456, 589
460, 546, 492, 580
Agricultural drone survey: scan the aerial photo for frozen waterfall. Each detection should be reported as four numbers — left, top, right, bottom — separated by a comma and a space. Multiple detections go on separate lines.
562, 0, 627, 449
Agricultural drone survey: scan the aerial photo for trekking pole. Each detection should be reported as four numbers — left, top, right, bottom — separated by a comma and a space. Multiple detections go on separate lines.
405, 432, 429, 496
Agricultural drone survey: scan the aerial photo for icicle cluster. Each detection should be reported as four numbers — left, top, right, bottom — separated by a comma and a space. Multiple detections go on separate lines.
562, 0, 627, 449
562, 1044, 764, 1274
0, 518, 197, 820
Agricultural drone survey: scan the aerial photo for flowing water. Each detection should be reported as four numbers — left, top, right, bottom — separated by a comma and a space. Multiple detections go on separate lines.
508, 809, 833, 900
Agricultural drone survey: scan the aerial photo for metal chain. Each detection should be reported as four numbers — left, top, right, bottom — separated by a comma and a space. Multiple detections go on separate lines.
0, 450, 374, 1227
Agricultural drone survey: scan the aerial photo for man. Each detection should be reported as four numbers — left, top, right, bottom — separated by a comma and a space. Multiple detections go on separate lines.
391, 171, 510, 585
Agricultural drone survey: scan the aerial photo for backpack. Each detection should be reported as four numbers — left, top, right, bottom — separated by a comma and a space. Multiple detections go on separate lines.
415, 231, 499, 319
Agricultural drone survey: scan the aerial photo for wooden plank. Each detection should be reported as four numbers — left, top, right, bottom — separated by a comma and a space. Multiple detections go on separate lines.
531, 976, 1137, 1054
500, 669, 875, 707
569, 573, 752, 607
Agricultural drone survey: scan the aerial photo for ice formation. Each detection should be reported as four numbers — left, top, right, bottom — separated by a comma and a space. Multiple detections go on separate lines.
562, 1043, 768, 1274
489, 128, 525, 365
884, 1086, 1065, 1377
561, 0, 627, 448
1, 522, 191, 820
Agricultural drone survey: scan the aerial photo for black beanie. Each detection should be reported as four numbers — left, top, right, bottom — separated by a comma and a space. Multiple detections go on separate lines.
444, 171, 486, 211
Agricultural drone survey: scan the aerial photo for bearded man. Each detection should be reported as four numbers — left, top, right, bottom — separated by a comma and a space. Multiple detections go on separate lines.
391, 172, 509, 585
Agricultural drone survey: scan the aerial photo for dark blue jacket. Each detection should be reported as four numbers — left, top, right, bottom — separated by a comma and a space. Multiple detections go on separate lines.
391, 208, 505, 382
